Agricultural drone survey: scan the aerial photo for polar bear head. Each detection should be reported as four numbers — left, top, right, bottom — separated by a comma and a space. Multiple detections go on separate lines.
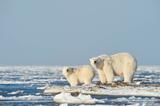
62, 67, 75, 77
90, 55, 111, 70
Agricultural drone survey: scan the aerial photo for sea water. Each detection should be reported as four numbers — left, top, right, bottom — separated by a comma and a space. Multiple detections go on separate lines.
0, 66, 160, 106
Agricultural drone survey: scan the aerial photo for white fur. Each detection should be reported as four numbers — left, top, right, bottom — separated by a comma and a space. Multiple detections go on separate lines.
90, 55, 108, 84
62, 65, 95, 86
90, 52, 137, 84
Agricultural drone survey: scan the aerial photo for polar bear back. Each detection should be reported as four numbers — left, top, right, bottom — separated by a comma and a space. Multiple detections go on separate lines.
75, 65, 95, 84
111, 52, 137, 76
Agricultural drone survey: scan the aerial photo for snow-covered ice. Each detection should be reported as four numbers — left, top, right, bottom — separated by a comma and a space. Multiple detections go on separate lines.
0, 65, 160, 106
54, 92, 104, 104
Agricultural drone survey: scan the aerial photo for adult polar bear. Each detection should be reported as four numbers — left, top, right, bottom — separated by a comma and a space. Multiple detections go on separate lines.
90, 53, 137, 84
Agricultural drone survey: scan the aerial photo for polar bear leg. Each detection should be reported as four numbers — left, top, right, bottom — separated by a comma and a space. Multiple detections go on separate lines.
83, 79, 92, 85
68, 77, 79, 86
106, 73, 114, 84
70, 81, 78, 86
123, 70, 134, 83
123, 61, 136, 83
99, 76, 107, 84
97, 70, 107, 84
103, 65, 114, 84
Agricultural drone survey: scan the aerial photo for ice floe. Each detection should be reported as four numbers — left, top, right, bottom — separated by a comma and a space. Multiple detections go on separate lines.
53, 92, 105, 104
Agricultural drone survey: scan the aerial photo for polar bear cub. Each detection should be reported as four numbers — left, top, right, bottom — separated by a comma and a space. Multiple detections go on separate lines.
90, 53, 137, 84
62, 65, 95, 86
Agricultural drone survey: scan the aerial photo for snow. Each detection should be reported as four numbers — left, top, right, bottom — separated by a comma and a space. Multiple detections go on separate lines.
54, 92, 104, 104
113, 76, 123, 82
60, 103, 68, 106
8, 90, 24, 95
44, 83, 160, 97
0, 95, 44, 101
138, 65, 160, 72
0, 65, 160, 105
37, 85, 49, 90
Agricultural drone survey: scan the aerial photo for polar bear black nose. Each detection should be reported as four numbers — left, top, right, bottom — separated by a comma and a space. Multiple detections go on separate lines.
94, 60, 97, 64
66, 69, 69, 72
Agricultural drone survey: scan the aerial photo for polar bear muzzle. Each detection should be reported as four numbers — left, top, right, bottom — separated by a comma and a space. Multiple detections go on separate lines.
94, 58, 104, 70
66, 67, 74, 73
94, 60, 97, 64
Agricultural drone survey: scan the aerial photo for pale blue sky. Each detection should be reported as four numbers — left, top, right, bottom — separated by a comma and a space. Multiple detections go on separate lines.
0, 0, 160, 65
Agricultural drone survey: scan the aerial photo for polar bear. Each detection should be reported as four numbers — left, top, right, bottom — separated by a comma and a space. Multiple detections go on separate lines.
90, 53, 137, 84
62, 65, 95, 86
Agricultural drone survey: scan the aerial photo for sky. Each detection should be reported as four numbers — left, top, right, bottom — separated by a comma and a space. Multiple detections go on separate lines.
0, 0, 160, 65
